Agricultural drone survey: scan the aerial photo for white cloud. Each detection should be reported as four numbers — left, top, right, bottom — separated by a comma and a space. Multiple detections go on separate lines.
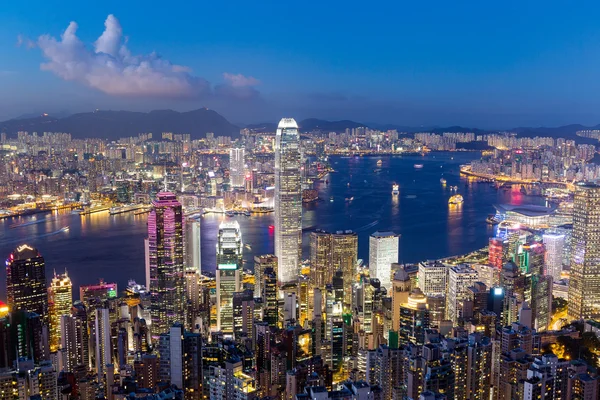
223, 72, 259, 87
16, 34, 36, 49
36, 14, 210, 98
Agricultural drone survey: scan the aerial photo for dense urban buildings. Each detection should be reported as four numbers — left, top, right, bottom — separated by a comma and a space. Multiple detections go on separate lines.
1, 116, 600, 399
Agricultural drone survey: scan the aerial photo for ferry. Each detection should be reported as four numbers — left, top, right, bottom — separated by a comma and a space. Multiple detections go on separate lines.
376, 159, 383, 167
448, 194, 464, 205
330, 196, 334, 202
440, 178, 447, 184
345, 197, 354, 201
414, 164, 424, 169
392, 184, 400, 195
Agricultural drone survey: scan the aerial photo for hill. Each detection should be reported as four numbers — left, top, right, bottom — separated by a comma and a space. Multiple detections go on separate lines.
0, 108, 240, 140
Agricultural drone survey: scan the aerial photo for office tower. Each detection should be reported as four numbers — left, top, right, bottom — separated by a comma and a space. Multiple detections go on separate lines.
48, 271, 72, 353
147, 192, 185, 338
466, 333, 492, 400
310, 230, 358, 305
399, 288, 430, 347
229, 147, 246, 187
447, 265, 478, 325
8, 310, 48, 365
297, 275, 311, 328
216, 221, 242, 335
274, 118, 302, 284
158, 324, 184, 390
542, 233, 564, 282
185, 217, 201, 272
254, 255, 277, 299
391, 269, 412, 332
489, 237, 506, 270
134, 354, 159, 390
61, 301, 89, 372
568, 184, 600, 320
263, 268, 279, 328
79, 280, 118, 309
94, 307, 112, 379
369, 232, 399, 291
532, 276, 552, 332
6, 244, 48, 323
233, 290, 254, 340
417, 261, 448, 297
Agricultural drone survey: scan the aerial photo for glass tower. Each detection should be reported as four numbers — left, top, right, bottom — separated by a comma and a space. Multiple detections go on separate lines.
369, 231, 399, 291
48, 271, 73, 353
216, 221, 242, 335
274, 118, 302, 284
147, 192, 185, 339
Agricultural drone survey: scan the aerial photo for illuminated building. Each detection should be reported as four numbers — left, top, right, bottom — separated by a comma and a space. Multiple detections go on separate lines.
466, 333, 493, 400
446, 265, 478, 325
369, 231, 399, 291
542, 233, 565, 282
216, 221, 242, 335
6, 244, 48, 323
147, 192, 185, 338
0, 302, 8, 318
94, 307, 112, 379
263, 268, 279, 328
297, 275, 311, 328
391, 269, 411, 332
399, 288, 430, 346
79, 280, 118, 309
185, 217, 201, 272
48, 271, 72, 353
208, 359, 257, 400
61, 301, 89, 372
493, 204, 556, 228
229, 147, 246, 188
310, 230, 358, 306
274, 118, 302, 284
489, 237, 506, 270
233, 290, 254, 341
568, 184, 600, 320
254, 255, 277, 299
417, 261, 448, 297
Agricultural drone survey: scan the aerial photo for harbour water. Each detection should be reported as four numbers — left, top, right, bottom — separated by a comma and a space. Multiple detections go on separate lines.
0, 152, 542, 297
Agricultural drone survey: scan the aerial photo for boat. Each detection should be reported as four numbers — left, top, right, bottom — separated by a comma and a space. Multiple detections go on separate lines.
243, 210, 251, 217
373, 168, 382, 173
414, 164, 424, 169
392, 184, 400, 195
486, 214, 500, 225
440, 178, 447, 184
225, 211, 235, 217
448, 194, 464, 205
376, 159, 383, 167
345, 197, 354, 201
330, 196, 334, 202
59, 226, 69, 232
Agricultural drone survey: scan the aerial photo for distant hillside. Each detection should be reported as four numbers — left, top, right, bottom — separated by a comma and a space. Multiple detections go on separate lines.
0, 109, 240, 140
246, 118, 368, 133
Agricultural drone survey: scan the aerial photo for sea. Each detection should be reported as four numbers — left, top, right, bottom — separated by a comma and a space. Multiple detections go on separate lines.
0, 152, 543, 297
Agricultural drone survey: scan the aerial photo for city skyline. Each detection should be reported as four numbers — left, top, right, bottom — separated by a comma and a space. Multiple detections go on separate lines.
5, 2, 600, 127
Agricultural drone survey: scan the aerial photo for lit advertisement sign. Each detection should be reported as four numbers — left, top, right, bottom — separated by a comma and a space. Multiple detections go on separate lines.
218, 263, 237, 270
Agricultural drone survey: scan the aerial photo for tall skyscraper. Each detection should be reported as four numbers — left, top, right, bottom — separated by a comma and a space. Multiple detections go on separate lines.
185, 217, 201, 272
569, 184, 600, 320
6, 244, 48, 323
147, 192, 185, 339
94, 307, 112, 379
446, 265, 478, 325
48, 271, 72, 353
254, 255, 277, 299
216, 221, 242, 335
229, 147, 246, 188
274, 118, 302, 284
369, 232, 399, 290
542, 233, 564, 282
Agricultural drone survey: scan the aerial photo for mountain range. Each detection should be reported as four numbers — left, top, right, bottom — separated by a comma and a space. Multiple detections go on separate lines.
1, 109, 599, 143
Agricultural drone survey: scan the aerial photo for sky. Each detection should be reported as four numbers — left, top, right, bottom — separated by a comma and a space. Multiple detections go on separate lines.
2, 1, 600, 128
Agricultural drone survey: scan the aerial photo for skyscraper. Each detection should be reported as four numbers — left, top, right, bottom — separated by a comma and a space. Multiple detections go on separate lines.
216, 221, 242, 335
542, 233, 564, 282
274, 118, 302, 284
447, 265, 479, 325
48, 271, 72, 353
568, 183, 600, 320
229, 147, 246, 188
369, 232, 399, 290
185, 217, 201, 272
6, 244, 48, 323
254, 255, 277, 299
147, 192, 185, 339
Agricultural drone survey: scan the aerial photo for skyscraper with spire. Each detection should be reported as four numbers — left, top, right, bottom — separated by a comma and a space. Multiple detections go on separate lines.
147, 192, 185, 339
274, 118, 302, 284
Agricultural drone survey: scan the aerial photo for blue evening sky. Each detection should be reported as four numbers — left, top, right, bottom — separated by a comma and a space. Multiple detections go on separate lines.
1, 0, 600, 128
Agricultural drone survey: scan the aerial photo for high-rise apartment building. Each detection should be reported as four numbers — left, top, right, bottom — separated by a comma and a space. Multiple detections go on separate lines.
185, 217, 201, 272
447, 264, 478, 325
48, 271, 72, 353
274, 118, 302, 284
6, 244, 48, 323
369, 232, 399, 291
147, 192, 185, 338
417, 261, 448, 297
542, 233, 564, 282
229, 147, 246, 188
568, 183, 600, 320
216, 221, 242, 335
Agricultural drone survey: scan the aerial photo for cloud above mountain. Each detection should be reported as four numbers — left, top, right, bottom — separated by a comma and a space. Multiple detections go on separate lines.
34, 14, 258, 100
